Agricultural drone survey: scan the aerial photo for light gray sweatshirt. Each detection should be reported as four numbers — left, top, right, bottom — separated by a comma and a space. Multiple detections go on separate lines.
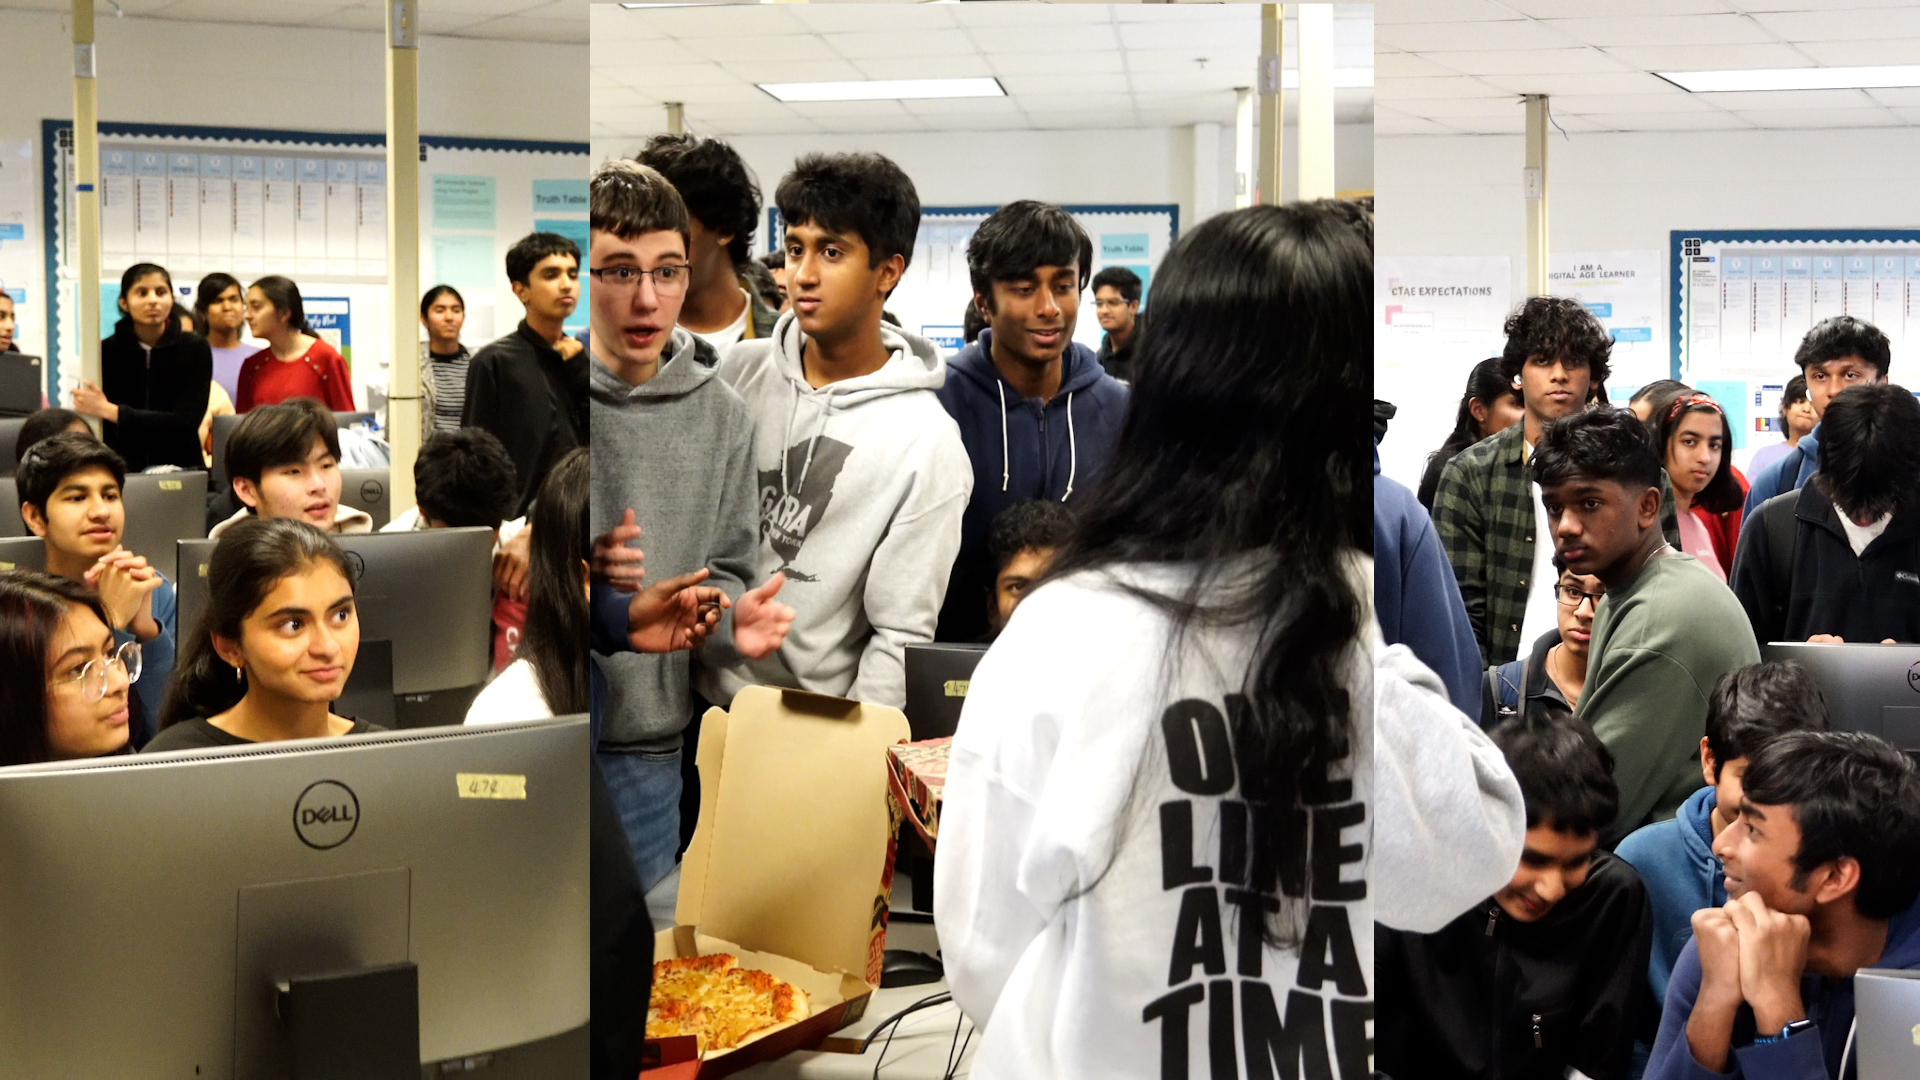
702, 311, 972, 708
590, 327, 758, 751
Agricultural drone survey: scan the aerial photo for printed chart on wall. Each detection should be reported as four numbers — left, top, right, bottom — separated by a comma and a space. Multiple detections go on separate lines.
1375, 255, 1511, 491
771, 204, 1176, 356
1673, 230, 1920, 469
44, 121, 586, 412
1549, 250, 1664, 396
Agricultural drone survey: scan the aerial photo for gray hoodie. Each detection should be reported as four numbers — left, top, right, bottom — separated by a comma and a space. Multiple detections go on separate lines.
590, 327, 758, 750
701, 311, 972, 708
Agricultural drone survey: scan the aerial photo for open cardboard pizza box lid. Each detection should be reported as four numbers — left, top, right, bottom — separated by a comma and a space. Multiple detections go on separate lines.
644, 685, 909, 1077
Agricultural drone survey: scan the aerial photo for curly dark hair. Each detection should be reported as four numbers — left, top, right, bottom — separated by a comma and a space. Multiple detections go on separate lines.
1795, 315, 1890, 380
1499, 295, 1613, 388
1530, 407, 1661, 494
635, 133, 761, 268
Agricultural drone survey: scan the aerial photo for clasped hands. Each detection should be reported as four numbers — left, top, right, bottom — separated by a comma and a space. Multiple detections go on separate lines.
1693, 892, 1812, 1039
83, 547, 162, 642
591, 508, 793, 658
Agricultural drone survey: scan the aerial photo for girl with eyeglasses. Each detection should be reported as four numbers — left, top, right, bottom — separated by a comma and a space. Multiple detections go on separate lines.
0, 569, 139, 766
147, 517, 376, 751
1659, 390, 1749, 580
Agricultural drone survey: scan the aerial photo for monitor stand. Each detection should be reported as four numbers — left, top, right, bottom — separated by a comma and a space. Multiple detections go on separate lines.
277, 962, 419, 1080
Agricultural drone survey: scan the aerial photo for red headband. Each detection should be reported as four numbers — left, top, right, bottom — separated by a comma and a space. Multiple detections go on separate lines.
1666, 391, 1722, 424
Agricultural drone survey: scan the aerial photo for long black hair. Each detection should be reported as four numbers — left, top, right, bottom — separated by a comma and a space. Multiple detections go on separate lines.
159, 518, 357, 729
521, 446, 590, 716
250, 275, 313, 334
1039, 201, 1369, 949
1419, 357, 1519, 506
1656, 390, 1744, 515
0, 569, 116, 766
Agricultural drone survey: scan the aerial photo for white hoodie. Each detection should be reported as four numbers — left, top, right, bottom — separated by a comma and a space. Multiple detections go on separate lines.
935, 559, 1374, 1080
704, 313, 971, 708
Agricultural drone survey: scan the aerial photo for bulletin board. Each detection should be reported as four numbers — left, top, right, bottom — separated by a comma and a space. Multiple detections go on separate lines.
1671, 229, 1920, 468
769, 203, 1178, 355
43, 120, 587, 412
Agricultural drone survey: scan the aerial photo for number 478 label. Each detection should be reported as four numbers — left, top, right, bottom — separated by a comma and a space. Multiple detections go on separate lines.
456, 773, 527, 800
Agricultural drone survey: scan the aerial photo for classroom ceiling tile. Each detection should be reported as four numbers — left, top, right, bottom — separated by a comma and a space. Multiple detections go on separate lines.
1597, 42, 1818, 71
947, 3, 1124, 28
1379, 19, 1583, 52
1731, 107, 1902, 128
1751, 7, 1920, 40
1547, 92, 1727, 114
1376, 75, 1515, 100
680, 32, 841, 65
1793, 39, 1920, 65
853, 55, 997, 81
1438, 113, 1531, 134
999, 73, 1135, 98
1695, 88, 1881, 110
1375, 112, 1457, 136
1390, 96, 1532, 119
1474, 70, 1679, 96
966, 25, 1122, 56
1425, 47, 1634, 76
1019, 92, 1139, 114
717, 59, 867, 86
1576, 110, 1757, 130
1374, 0, 1528, 25
1865, 86, 1920, 108
1541, 14, 1781, 48
597, 62, 738, 93
615, 5, 808, 40
590, 37, 705, 68
821, 29, 980, 61
1500, 0, 1737, 15
776, 4, 959, 34
455, 12, 585, 46
986, 50, 1127, 77
1377, 51, 1463, 79
899, 96, 1026, 119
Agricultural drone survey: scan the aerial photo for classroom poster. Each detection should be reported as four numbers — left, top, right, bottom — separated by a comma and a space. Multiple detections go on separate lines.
1549, 250, 1664, 399
1375, 255, 1511, 491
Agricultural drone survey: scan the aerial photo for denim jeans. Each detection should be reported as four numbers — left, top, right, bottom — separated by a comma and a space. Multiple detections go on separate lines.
597, 748, 683, 893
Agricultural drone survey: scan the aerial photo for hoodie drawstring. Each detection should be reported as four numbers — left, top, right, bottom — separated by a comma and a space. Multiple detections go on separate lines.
996, 380, 1010, 493
1062, 389, 1077, 502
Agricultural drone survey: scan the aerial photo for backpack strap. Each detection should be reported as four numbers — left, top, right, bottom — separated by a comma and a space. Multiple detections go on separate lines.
1759, 488, 1802, 641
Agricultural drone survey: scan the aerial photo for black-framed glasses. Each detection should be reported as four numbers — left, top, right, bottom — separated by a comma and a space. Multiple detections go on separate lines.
51, 640, 141, 701
1555, 583, 1603, 610
588, 264, 690, 296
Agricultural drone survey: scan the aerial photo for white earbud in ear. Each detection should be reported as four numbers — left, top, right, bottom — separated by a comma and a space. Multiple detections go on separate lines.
1512, 376, 1523, 388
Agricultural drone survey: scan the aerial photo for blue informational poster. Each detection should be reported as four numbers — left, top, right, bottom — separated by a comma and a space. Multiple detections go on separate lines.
433, 175, 497, 230
307, 297, 351, 368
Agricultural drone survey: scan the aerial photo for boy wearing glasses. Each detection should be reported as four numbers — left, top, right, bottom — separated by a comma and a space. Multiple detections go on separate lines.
584, 159, 794, 888
932, 201, 1129, 645
1484, 552, 1604, 728
16, 431, 172, 747
1531, 409, 1757, 848
1090, 265, 1141, 382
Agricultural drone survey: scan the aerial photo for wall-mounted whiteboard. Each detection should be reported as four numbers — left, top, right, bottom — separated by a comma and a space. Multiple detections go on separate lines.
1672, 229, 1920, 469
44, 121, 586, 412
768, 203, 1177, 354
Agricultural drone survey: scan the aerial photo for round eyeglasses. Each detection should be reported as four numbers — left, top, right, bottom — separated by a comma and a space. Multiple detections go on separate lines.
52, 640, 142, 701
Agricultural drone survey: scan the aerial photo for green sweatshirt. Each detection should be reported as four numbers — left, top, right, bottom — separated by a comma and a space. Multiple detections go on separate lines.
1579, 550, 1760, 846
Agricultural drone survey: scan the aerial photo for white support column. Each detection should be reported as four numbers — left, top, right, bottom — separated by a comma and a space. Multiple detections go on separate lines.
1257, 5, 1284, 206
1234, 88, 1254, 210
1192, 122, 1222, 227
386, 0, 422, 510
1294, 3, 1335, 202
666, 102, 685, 136
72, 0, 100, 408
1525, 94, 1549, 298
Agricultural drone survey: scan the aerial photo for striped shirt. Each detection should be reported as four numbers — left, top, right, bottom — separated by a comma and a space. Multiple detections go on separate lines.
422, 343, 471, 436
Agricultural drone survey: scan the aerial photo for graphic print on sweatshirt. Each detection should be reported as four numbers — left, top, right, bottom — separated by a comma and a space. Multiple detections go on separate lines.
757, 434, 853, 582
1144, 695, 1370, 1080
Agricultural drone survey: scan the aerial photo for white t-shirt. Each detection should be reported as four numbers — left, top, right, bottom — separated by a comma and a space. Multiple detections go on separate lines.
464, 658, 551, 725
1516, 441, 1561, 653
935, 561, 1373, 1079
1839, 510, 1893, 557
687, 289, 750, 351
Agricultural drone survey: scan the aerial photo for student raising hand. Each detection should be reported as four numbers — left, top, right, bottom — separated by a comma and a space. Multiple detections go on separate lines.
83, 547, 162, 641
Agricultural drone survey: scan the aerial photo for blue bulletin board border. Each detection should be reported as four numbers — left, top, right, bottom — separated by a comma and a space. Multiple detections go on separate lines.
1669, 228, 1920, 381
41, 119, 587, 396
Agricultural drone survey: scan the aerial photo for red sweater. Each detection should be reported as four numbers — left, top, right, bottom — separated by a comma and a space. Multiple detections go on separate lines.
235, 338, 355, 412
1690, 465, 1750, 575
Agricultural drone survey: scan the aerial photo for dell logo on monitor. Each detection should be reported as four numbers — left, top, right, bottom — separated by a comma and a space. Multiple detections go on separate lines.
293, 780, 360, 850
1909, 662, 1920, 694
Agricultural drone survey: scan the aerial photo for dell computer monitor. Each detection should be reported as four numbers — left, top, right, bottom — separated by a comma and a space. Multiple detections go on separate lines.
1762, 641, 1920, 751
0, 717, 589, 1077
179, 527, 493, 727
904, 642, 989, 741
340, 467, 392, 530
0, 415, 25, 474
0, 353, 44, 416
0, 472, 209, 580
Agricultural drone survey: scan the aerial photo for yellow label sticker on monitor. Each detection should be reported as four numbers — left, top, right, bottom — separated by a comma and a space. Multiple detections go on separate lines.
0, 562, 14, 572
197, 563, 209, 578
456, 773, 526, 800
943, 679, 970, 698
159, 479, 182, 491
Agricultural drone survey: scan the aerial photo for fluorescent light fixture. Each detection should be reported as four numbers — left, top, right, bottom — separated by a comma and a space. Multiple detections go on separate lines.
1657, 65, 1920, 93
1285, 68, 1373, 90
759, 77, 1006, 103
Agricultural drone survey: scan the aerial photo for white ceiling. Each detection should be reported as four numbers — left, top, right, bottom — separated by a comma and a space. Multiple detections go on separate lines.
593, 3, 1374, 139
1380, 0, 1920, 135
0, 0, 587, 45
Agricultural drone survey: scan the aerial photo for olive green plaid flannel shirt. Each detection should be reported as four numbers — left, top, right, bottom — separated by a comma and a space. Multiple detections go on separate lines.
1432, 422, 1681, 667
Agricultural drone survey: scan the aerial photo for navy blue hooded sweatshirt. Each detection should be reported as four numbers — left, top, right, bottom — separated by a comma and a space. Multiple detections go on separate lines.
1375, 447, 1482, 716
1646, 890, 1920, 1079
932, 329, 1129, 644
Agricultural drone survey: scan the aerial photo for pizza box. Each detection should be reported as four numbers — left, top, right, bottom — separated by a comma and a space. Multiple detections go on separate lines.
886, 737, 951, 850
646, 685, 910, 1076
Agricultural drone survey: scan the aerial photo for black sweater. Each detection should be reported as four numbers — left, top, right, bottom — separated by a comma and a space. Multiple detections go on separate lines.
100, 318, 213, 471
1377, 852, 1653, 1080
1732, 478, 1920, 645
462, 321, 588, 515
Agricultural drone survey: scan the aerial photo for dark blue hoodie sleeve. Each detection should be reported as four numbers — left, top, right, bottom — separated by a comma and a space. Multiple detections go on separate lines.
1375, 470, 1482, 715
591, 581, 628, 656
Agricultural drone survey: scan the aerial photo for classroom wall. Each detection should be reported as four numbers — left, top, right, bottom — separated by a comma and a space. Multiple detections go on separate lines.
0, 8, 587, 359
591, 121, 1374, 244
1375, 126, 1920, 488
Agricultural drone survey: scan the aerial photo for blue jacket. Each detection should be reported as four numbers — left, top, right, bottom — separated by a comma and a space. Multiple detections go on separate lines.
1617, 785, 1728, 1007
117, 574, 176, 750
1743, 424, 1820, 518
1646, 887, 1920, 1079
1375, 449, 1481, 715
932, 331, 1129, 644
